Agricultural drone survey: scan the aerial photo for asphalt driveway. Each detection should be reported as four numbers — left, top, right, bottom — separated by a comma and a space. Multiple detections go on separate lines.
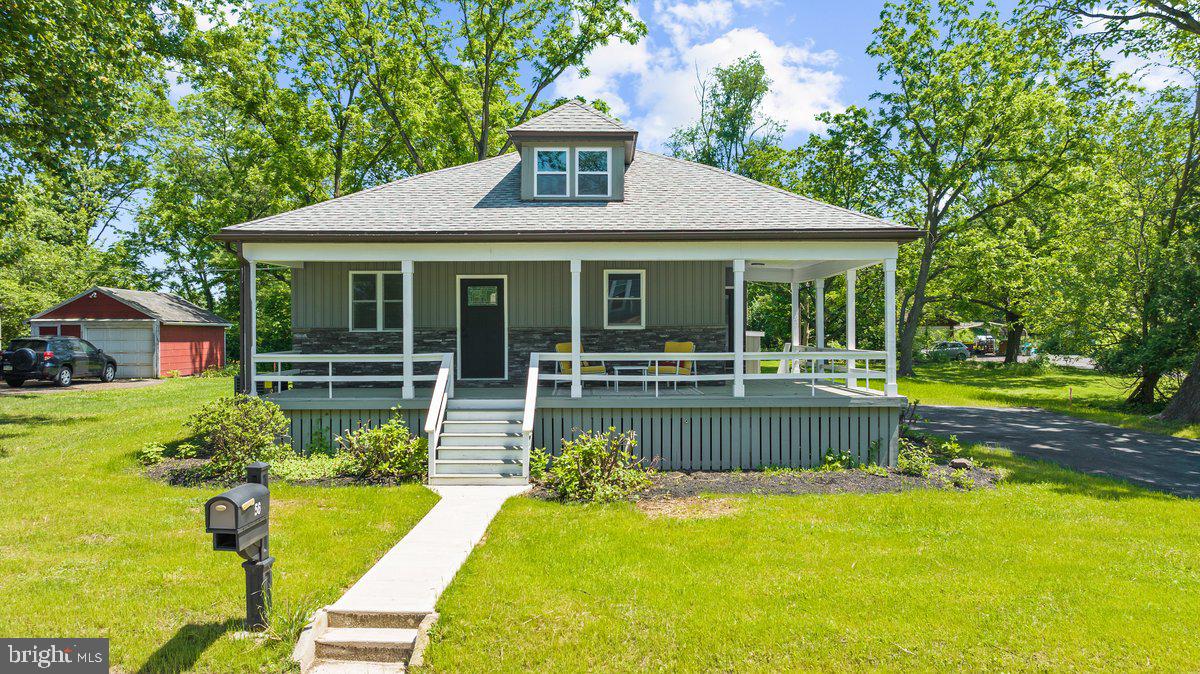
917, 406, 1200, 498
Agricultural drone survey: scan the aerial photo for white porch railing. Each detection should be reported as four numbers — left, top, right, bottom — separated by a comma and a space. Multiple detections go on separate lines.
424, 353, 454, 480
536, 349, 887, 397
252, 351, 448, 399
520, 352, 540, 480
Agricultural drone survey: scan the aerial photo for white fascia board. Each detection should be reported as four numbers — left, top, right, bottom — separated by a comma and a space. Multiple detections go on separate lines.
244, 240, 900, 264
28, 318, 156, 323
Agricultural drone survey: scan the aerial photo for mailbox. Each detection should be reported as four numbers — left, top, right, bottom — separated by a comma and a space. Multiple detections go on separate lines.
204, 462, 274, 631
205, 483, 270, 552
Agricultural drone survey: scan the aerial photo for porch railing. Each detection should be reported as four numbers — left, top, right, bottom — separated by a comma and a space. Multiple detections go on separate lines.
424, 353, 454, 479
536, 349, 888, 396
252, 351, 449, 399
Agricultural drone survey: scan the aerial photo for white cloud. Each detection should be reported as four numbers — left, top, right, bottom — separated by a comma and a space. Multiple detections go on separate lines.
554, 4, 844, 150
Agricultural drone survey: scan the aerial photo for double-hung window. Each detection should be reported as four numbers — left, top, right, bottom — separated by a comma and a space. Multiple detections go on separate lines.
350, 271, 403, 331
603, 269, 645, 329
576, 148, 610, 197
534, 148, 568, 197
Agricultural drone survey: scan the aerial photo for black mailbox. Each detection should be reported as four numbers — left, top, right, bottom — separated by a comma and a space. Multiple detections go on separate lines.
205, 483, 270, 552
204, 462, 274, 631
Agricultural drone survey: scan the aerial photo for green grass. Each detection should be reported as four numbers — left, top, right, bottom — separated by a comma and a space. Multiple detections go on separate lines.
424, 448, 1200, 672
893, 362, 1200, 439
0, 378, 438, 673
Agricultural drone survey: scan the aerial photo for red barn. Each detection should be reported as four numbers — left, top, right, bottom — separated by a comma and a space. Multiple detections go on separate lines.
27, 287, 231, 378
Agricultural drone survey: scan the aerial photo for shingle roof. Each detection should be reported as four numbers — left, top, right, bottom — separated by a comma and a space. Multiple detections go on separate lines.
216, 151, 917, 242
99, 287, 231, 325
508, 101, 634, 134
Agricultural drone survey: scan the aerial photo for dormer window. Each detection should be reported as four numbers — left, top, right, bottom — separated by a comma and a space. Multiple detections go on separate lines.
576, 148, 611, 197
534, 148, 568, 197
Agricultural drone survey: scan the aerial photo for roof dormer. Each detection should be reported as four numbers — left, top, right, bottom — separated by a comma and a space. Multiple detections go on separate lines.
507, 101, 638, 202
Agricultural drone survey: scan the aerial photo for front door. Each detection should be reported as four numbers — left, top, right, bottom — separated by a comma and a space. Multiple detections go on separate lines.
458, 277, 506, 379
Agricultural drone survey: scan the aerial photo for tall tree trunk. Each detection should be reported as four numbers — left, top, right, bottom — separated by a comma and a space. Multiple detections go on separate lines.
1127, 368, 1161, 406
1004, 320, 1024, 365
899, 233, 936, 376
1162, 350, 1200, 422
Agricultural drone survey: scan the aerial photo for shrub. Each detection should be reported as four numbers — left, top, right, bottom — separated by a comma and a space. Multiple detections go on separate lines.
187, 395, 291, 480
137, 442, 166, 466
305, 426, 336, 458
172, 442, 199, 460
528, 447, 551, 481
273, 453, 350, 482
948, 468, 976, 490
541, 428, 653, 502
896, 438, 934, 477
818, 449, 858, 471
930, 435, 964, 461
338, 413, 427, 480
860, 463, 888, 477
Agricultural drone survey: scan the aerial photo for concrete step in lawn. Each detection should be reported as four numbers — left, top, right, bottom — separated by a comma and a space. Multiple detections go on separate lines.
315, 627, 417, 663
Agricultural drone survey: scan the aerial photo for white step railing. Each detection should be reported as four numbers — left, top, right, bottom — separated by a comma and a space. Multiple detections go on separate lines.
520, 353, 540, 480
535, 349, 887, 396
253, 351, 448, 399
424, 353, 454, 480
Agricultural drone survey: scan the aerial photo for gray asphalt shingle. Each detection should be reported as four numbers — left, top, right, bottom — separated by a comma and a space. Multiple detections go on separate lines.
217, 151, 914, 240
508, 101, 634, 133
100, 287, 230, 325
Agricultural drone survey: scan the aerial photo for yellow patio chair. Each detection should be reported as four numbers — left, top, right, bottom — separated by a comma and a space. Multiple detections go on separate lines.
649, 341, 698, 393
554, 342, 607, 393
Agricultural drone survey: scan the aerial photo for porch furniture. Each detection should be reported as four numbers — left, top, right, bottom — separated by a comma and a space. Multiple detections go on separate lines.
612, 364, 649, 392
553, 342, 606, 394
649, 341, 698, 396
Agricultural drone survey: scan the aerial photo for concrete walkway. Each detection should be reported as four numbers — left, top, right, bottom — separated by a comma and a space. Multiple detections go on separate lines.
917, 406, 1200, 498
329, 485, 528, 616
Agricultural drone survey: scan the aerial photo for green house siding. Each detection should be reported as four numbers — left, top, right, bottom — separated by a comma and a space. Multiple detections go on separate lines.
291, 260, 726, 331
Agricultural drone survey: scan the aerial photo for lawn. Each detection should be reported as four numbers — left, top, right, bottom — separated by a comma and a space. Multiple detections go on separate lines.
893, 362, 1200, 439
0, 378, 438, 673
424, 449, 1200, 672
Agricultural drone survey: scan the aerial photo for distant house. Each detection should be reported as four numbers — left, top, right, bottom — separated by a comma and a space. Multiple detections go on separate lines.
214, 101, 921, 483
28, 287, 230, 378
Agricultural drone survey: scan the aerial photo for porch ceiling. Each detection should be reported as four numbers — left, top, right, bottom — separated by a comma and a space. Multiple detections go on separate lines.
746, 260, 877, 283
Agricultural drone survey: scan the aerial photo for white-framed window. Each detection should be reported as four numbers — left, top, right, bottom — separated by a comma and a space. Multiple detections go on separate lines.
603, 269, 645, 329
349, 271, 404, 331
575, 147, 611, 197
533, 147, 569, 197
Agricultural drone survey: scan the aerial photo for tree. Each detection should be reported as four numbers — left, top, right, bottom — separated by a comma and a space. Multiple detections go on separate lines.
867, 0, 1098, 376
399, 0, 646, 161
667, 53, 783, 174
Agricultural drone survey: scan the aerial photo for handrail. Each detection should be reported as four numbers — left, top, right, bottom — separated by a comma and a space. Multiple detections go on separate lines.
255, 352, 446, 363
252, 351, 446, 399
424, 353, 453, 434
424, 353, 454, 480
522, 353, 539, 436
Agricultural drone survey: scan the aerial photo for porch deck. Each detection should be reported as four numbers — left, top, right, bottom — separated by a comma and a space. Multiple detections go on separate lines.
264, 379, 902, 410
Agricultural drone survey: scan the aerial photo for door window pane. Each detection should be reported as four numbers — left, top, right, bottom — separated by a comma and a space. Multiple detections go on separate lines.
467, 285, 499, 306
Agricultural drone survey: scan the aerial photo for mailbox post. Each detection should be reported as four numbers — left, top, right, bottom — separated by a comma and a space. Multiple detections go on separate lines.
205, 462, 274, 631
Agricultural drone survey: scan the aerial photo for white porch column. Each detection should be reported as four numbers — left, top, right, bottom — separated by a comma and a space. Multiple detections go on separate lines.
570, 259, 582, 398
248, 260, 257, 397
845, 269, 857, 388
733, 259, 746, 398
789, 269, 800, 375
814, 277, 825, 348
884, 258, 898, 395
401, 260, 414, 399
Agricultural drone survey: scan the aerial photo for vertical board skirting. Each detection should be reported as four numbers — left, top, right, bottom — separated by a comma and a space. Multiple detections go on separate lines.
283, 405, 900, 468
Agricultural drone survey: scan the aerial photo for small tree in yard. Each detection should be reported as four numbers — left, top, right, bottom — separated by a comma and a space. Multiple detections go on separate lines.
187, 395, 291, 480
338, 414, 427, 480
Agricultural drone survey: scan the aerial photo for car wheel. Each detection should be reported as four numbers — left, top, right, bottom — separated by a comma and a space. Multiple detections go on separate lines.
957, 353, 968, 361
101, 363, 116, 383
54, 366, 72, 387
4, 378, 25, 388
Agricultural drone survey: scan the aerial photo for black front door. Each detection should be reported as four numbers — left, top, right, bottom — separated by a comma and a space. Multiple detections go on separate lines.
459, 277, 506, 379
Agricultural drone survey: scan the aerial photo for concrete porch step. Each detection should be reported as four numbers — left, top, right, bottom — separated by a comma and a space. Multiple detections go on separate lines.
315, 627, 417, 663
427, 474, 528, 486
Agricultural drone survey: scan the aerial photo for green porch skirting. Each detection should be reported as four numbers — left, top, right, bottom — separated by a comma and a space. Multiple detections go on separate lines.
285, 404, 900, 469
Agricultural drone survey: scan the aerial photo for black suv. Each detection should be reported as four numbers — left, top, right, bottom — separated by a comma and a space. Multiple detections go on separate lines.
2, 337, 118, 387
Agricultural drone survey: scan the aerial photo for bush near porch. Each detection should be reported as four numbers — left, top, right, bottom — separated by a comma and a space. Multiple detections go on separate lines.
0, 378, 438, 672
425, 446, 1200, 672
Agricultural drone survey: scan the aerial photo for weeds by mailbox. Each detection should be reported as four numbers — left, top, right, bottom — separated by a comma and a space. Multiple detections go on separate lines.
205, 462, 274, 630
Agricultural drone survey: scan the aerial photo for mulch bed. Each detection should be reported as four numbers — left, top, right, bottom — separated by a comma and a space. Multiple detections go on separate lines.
143, 458, 418, 487
635, 464, 1001, 499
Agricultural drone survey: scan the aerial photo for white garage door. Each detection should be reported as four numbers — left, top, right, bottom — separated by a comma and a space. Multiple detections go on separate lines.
83, 323, 156, 378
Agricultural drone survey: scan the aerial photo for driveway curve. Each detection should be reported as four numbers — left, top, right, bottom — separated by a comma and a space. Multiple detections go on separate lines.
916, 406, 1200, 498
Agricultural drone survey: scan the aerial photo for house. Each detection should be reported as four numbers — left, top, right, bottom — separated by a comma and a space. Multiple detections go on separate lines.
214, 101, 920, 484
28, 287, 231, 378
